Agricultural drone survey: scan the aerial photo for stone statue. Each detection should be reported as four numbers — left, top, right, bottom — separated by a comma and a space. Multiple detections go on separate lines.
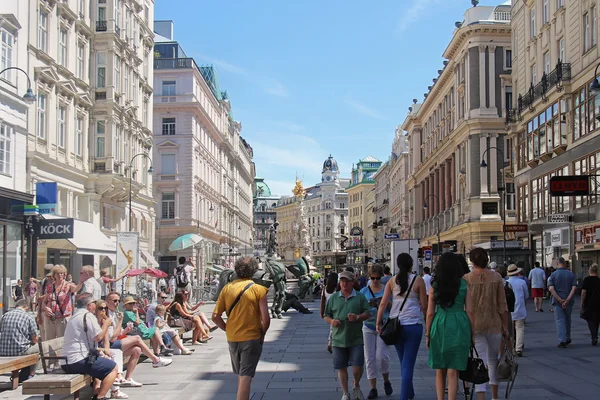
265, 221, 279, 257
286, 257, 315, 300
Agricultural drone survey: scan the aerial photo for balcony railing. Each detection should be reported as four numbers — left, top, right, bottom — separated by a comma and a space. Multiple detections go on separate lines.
154, 58, 195, 70
517, 61, 571, 116
96, 20, 107, 32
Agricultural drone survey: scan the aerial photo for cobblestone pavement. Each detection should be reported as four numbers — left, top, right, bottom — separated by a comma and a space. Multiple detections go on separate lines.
1, 298, 598, 399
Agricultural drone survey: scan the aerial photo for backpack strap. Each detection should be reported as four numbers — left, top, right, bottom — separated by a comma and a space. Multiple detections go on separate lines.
227, 282, 254, 316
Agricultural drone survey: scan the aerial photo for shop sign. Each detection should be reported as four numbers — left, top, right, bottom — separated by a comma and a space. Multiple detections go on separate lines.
504, 224, 528, 232
490, 240, 523, 249
36, 182, 58, 214
549, 176, 590, 196
384, 233, 400, 240
575, 225, 600, 245
35, 218, 74, 239
547, 214, 570, 224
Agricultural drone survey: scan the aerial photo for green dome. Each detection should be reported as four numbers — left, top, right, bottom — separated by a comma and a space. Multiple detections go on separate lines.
254, 178, 272, 198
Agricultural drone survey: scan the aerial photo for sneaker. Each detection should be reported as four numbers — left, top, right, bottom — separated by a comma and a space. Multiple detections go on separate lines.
540, 309, 544, 312
557, 342, 567, 348
160, 347, 174, 356
516, 351, 523, 357
367, 388, 378, 399
172, 347, 182, 355
341, 395, 350, 400
353, 387, 365, 400
120, 379, 142, 388
152, 357, 173, 368
384, 381, 393, 396
592, 339, 598, 346
566, 338, 572, 345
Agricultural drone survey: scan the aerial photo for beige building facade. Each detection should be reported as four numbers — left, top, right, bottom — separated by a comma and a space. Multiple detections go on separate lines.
405, 3, 515, 261
508, 0, 600, 275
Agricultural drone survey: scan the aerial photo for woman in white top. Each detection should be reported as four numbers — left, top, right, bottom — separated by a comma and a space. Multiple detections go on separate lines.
320, 272, 338, 353
377, 253, 427, 400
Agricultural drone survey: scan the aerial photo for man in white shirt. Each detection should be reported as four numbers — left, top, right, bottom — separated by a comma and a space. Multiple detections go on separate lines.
61, 293, 120, 400
75, 266, 102, 301
422, 267, 432, 295
507, 265, 529, 356
528, 262, 547, 312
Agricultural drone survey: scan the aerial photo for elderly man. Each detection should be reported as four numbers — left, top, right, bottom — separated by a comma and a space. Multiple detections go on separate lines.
0, 299, 39, 383
324, 270, 371, 400
75, 265, 102, 301
507, 264, 529, 356
105, 292, 171, 387
548, 257, 578, 348
212, 257, 270, 400
61, 293, 121, 400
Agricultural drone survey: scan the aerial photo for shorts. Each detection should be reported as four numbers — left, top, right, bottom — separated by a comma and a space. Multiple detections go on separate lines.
61, 357, 116, 380
110, 340, 122, 350
332, 344, 365, 370
228, 339, 263, 377
532, 288, 544, 298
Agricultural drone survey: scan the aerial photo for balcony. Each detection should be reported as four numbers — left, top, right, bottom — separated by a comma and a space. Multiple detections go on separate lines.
154, 58, 196, 70
515, 61, 571, 117
96, 20, 107, 32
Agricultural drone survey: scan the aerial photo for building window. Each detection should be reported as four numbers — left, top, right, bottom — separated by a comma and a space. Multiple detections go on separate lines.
505, 49, 512, 69
114, 0, 121, 29
574, 154, 600, 208
77, 43, 85, 79
58, 29, 67, 67
38, 11, 48, 52
530, 8, 536, 39
593, 6, 598, 47
557, 0, 564, 9
0, 123, 12, 175
521, 102, 564, 168
506, 183, 516, 211
95, 120, 105, 158
1, 30, 14, 84
37, 94, 46, 139
162, 80, 176, 101
162, 192, 175, 219
530, 63, 537, 85
76, 117, 83, 156
114, 124, 120, 161
543, 52, 550, 74
57, 106, 66, 148
79, 0, 86, 16
584, 12, 591, 52
161, 153, 176, 174
114, 55, 121, 92
162, 117, 176, 135
573, 83, 600, 141
558, 38, 565, 62
543, 0, 549, 24
96, 52, 106, 87
142, 98, 148, 126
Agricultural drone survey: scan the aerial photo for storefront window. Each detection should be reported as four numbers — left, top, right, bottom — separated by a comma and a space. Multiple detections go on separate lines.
0, 222, 23, 312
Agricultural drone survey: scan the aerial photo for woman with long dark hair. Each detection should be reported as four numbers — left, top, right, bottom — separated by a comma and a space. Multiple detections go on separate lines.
321, 272, 338, 353
376, 253, 427, 400
168, 292, 210, 345
426, 253, 474, 400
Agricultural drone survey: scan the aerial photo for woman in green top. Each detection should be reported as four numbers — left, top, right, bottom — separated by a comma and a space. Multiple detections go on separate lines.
426, 253, 475, 400
122, 296, 173, 356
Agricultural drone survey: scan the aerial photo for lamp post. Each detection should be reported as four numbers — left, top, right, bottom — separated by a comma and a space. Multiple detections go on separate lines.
423, 194, 441, 256
128, 153, 153, 231
590, 62, 600, 95
481, 146, 507, 264
0, 67, 37, 104
196, 198, 214, 232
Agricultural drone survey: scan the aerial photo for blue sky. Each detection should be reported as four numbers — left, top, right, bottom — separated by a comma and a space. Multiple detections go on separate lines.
155, 0, 503, 196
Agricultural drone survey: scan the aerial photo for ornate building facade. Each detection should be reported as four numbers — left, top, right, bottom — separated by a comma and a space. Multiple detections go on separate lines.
252, 178, 280, 257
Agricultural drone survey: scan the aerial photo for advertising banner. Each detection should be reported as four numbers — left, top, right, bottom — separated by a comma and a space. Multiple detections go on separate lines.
36, 182, 58, 214
116, 232, 139, 294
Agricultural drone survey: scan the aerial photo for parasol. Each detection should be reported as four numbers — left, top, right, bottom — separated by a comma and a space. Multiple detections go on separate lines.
126, 268, 168, 278
168, 233, 203, 251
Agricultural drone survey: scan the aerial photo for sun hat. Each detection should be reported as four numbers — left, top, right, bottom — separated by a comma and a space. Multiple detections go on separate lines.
507, 264, 522, 276
123, 296, 136, 305
339, 270, 355, 281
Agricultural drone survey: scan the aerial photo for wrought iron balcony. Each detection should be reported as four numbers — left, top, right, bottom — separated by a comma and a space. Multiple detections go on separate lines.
516, 61, 571, 116
154, 58, 196, 70
96, 20, 107, 32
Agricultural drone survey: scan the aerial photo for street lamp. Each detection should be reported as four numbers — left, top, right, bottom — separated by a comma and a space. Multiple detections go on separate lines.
128, 153, 153, 231
590, 62, 600, 95
196, 198, 214, 232
0, 67, 37, 104
423, 194, 441, 256
481, 146, 507, 264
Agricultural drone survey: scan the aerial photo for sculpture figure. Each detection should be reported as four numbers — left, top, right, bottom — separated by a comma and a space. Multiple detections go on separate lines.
286, 257, 315, 300
265, 221, 279, 257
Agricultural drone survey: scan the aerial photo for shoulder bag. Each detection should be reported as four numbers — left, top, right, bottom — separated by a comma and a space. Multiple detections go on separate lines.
379, 275, 416, 345
226, 282, 254, 317
496, 340, 517, 380
459, 343, 490, 384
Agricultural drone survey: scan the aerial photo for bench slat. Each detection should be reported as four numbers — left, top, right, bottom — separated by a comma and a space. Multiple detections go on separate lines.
0, 354, 39, 374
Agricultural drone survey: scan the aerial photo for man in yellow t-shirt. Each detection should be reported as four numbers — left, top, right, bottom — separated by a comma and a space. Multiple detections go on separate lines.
212, 257, 270, 400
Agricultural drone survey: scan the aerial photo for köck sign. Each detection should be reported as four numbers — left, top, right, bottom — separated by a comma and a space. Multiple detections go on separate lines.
35, 218, 74, 239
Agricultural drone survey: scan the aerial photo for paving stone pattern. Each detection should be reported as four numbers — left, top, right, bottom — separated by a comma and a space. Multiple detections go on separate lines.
0, 298, 598, 399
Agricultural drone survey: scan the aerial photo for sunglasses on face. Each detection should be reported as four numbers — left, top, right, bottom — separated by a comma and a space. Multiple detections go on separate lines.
111, 300, 120, 304
98, 307, 107, 311
183, 292, 189, 296
160, 296, 168, 299
370, 277, 382, 280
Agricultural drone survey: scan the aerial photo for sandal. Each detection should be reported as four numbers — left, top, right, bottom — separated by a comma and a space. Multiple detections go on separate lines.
110, 389, 129, 399
181, 349, 193, 355
209, 326, 218, 332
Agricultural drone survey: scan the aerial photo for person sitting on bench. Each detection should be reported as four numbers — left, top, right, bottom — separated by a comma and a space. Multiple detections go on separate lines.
61, 293, 123, 400
0, 299, 39, 383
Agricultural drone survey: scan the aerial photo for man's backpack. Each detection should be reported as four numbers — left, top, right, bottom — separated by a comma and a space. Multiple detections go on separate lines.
175, 265, 189, 288
504, 281, 516, 313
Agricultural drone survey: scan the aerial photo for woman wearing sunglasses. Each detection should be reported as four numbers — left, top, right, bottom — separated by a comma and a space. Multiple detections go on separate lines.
95, 300, 128, 399
360, 264, 393, 399
181, 291, 218, 333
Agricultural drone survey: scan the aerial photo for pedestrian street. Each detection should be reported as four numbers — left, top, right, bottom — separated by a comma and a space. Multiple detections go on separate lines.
0, 299, 597, 400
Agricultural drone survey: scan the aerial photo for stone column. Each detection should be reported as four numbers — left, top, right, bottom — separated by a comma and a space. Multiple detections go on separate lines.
446, 160, 452, 208
438, 167, 444, 212
450, 154, 456, 206
490, 134, 498, 193
480, 135, 488, 195
489, 45, 496, 110
479, 45, 487, 110
429, 174, 435, 219
424, 178, 429, 220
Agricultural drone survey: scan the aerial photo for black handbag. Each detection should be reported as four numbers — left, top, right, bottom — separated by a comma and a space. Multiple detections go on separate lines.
379, 276, 416, 345
459, 344, 490, 385
580, 307, 591, 320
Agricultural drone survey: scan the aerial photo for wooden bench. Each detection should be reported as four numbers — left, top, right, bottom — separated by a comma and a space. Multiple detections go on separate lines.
0, 354, 39, 390
22, 337, 92, 400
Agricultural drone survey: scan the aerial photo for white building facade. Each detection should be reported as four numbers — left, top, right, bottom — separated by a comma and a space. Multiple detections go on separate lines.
152, 21, 253, 272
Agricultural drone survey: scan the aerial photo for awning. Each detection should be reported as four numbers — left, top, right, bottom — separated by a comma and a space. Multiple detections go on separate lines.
141, 250, 159, 268
40, 215, 115, 256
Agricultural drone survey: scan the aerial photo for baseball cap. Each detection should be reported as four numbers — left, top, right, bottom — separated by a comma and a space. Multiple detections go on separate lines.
339, 270, 355, 281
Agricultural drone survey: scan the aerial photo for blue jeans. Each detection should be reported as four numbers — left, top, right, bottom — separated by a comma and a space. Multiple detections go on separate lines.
553, 301, 574, 344
393, 324, 423, 400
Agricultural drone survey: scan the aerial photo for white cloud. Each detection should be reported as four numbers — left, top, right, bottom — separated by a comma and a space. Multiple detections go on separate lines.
265, 82, 288, 97
344, 97, 385, 120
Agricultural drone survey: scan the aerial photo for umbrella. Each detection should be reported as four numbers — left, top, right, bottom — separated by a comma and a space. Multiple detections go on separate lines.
127, 268, 168, 278
168, 233, 203, 251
